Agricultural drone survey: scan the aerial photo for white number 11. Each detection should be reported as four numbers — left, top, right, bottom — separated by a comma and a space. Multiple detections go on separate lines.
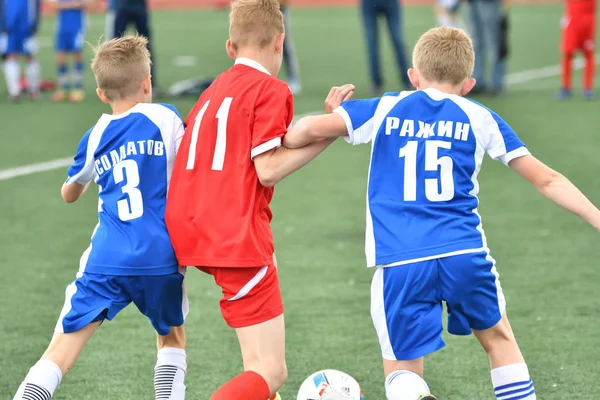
186, 97, 233, 171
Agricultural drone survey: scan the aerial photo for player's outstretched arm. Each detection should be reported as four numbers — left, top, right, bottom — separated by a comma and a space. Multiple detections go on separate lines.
510, 155, 600, 231
254, 138, 336, 187
284, 114, 350, 149
61, 181, 90, 203
283, 84, 355, 149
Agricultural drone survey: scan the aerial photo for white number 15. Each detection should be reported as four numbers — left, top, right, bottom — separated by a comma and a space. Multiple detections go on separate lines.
186, 98, 233, 171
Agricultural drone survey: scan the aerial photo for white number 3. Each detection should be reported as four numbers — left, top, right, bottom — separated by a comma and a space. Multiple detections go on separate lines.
113, 159, 144, 221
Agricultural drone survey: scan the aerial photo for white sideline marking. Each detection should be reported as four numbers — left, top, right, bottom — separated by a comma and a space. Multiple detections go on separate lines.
1, 56, 598, 183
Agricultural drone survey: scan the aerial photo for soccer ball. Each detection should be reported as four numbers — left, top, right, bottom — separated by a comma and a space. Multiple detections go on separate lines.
296, 369, 364, 400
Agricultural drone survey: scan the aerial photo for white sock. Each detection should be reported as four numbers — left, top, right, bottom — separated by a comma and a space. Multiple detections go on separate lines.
491, 363, 536, 400
385, 370, 431, 400
154, 348, 187, 400
3, 59, 21, 97
26, 60, 41, 94
13, 359, 62, 400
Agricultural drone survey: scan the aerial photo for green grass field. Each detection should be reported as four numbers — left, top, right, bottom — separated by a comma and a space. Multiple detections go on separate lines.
1, 4, 600, 399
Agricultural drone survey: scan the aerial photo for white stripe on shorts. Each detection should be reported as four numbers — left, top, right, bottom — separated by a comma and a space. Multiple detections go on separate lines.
370, 267, 396, 360
228, 266, 268, 302
179, 266, 189, 319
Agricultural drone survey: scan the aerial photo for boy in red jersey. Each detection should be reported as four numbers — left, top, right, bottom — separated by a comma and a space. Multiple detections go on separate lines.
165, 1, 335, 399
558, 0, 596, 99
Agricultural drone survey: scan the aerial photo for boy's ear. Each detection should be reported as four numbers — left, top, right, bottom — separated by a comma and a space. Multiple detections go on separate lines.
143, 75, 151, 94
408, 68, 420, 89
96, 88, 110, 104
460, 77, 476, 96
274, 33, 285, 55
225, 39, 236, 60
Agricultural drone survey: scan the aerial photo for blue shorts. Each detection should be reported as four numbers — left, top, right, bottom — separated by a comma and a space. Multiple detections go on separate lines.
0, 31, 37, 56
55, 270, 188, 336
56, 31, 84, 52
371, 251, 506, 361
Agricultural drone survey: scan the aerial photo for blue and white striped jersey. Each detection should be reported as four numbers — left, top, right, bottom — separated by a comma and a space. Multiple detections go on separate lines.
66, 103, 185, 276
334, 88, 530, 267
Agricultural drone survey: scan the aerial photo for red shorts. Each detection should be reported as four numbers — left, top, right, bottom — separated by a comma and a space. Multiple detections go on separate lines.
562, 13, 596, 53
197, 265, 284, 328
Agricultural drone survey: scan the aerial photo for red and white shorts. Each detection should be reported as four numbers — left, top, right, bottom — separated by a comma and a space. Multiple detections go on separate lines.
562, 13, 596, 53
197, 265, 284, 328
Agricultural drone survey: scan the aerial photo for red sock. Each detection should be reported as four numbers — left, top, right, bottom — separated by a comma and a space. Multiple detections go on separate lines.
562, 52, 573, 90
268, 396, 278, 400
583, 49, 595, 90
210, 371, 270, 400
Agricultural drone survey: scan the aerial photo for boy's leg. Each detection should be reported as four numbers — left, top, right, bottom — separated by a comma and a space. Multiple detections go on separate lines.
155, 326, 187, 400
69, 32, 86, 102
440, 252, 535, 400
54, 51, 69, 100
201, 265, 286, 400
14, 322, 101, 400
280, 6, 301, 94
559, 15, 576, 97
370, 264, 441, 399
1, 32, 24, 99
132, 270, 188, 400
582, 14, 595, 97
473, 315, 535, 399
23, 35, 40, 98
467, 1, 486, 89
360, 0, 383, 94
383, 0, 411, 88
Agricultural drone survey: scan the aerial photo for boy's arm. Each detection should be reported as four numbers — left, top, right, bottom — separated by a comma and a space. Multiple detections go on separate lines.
61, 181, 91, 203
253, 138, 336, 187
510, 155, 600, 231
62, 128, 96, 203
283, 84, 355, 149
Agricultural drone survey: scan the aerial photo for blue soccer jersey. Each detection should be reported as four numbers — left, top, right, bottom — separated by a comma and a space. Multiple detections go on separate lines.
66, 103, 185, 276
335, 88, 530, 267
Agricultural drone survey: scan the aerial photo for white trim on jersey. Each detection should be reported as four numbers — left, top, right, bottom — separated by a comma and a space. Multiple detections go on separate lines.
370, 267, 396, 360
66, 117, 110, 185
228, 266, 268, 301
487, 253, 507, 316
179, 266, 190, 320
251, 137, 282, 159
235, 57, 271, 76
499, 147, 531, 166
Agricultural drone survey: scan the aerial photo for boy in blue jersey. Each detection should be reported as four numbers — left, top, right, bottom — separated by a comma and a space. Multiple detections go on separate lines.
284, 27, 600, 400
1, 0, 42, 101
49, 0, 90, 102
13, 35, 188, 400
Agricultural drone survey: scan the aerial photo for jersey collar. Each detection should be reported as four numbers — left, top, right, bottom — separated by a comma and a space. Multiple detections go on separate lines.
235, 58, 271, 76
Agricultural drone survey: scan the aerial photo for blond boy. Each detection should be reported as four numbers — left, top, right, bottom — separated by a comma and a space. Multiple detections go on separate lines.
165, 1, 334, 399
13, 35, 187, 400
284, 27, 600, 399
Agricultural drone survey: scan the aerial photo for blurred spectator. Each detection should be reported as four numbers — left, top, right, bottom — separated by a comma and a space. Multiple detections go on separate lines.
111, 0, 157, 87
1, 0, 42, 101
105, 0, 115, 40
435, 0, 463, 28
467, 0, 504, 94
280, 0, 301, 94
360, 0, 411, 95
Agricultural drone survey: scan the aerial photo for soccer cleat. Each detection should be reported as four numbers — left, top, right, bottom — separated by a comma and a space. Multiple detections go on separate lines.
270, 393, 282, 400
417, 395, 438, 400
8, 94, 21, 103
583, 89, 596, 100
53, 90, 67, 102
556, 88, 572, 100
69, 90, 85, 102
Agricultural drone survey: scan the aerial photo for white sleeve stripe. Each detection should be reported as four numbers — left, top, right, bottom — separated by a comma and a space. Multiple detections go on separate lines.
501, 147, 530, 166
333, 106, 355, 144
251, 137, 282, 159
67, 117, 109, 185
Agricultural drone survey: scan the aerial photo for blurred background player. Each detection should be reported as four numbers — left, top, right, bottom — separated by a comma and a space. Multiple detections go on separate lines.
105, 0, 115, 40
50, 0, 90, 102
0, 0, 42, 101
360, 0, 411, 95
279, 0, 301, 94
111, 0, 158, 89
12, 36, 187, 400
558, 0, 596, 100
435, 0, 463, 28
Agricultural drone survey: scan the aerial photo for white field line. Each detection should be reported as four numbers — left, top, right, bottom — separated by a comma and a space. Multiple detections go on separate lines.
1, 55, 598, 182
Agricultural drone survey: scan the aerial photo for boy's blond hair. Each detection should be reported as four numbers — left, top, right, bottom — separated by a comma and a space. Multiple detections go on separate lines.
229, 0, 284, 51
91, 35, 152, 101
413, 27, 475, 86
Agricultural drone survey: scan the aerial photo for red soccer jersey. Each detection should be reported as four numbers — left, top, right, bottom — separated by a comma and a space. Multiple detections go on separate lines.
166, 58, 293, 268
567, 0, 595, 15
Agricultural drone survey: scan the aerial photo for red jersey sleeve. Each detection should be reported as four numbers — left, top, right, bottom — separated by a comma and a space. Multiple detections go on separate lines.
250, 81, 294, 159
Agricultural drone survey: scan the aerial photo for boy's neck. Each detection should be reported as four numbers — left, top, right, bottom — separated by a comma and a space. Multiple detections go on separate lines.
110, 100, 140, 115
418, 82, 462, 96
234, 50, 275, 76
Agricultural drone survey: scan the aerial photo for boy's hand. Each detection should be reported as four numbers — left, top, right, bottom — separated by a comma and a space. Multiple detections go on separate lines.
325, 84, 355, 114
